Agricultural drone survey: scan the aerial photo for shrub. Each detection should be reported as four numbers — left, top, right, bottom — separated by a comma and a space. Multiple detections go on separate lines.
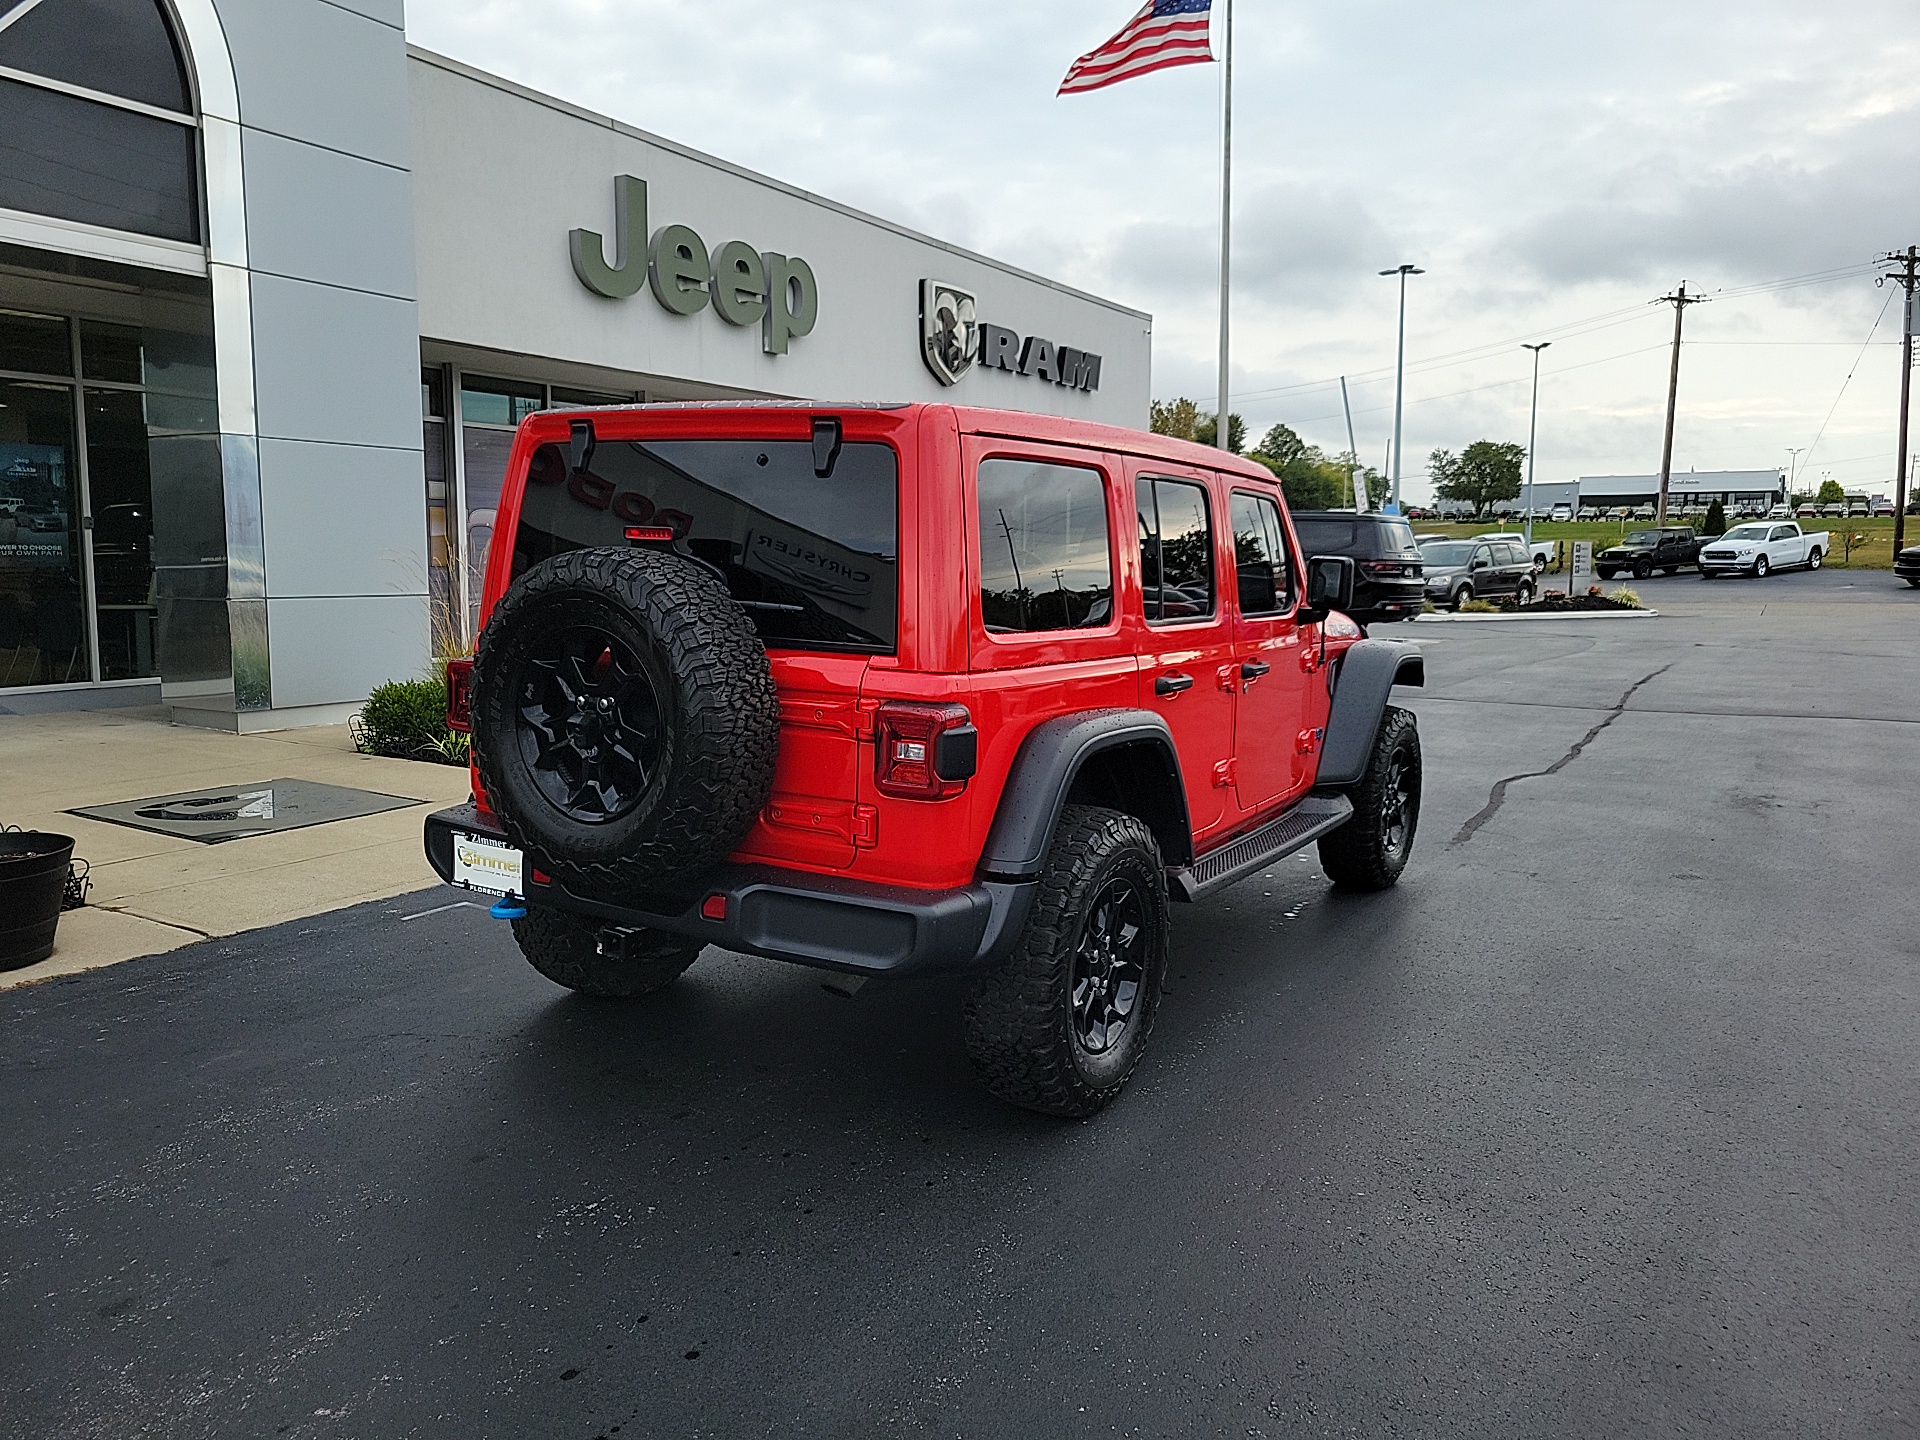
1605, 586, 1644, 608
1459, 598, 1499, 613
353, 677, 465, 764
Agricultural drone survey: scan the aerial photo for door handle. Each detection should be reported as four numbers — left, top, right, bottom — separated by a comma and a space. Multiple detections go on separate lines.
1239, 659, 1271, 685
1154, 672, 1194, 697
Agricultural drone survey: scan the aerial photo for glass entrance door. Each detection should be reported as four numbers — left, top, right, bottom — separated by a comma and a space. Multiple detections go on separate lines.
0, 372, 86, 686
0, 306, 162, 689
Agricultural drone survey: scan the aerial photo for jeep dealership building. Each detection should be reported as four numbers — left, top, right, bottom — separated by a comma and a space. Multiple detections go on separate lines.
0, 0, 1151, 728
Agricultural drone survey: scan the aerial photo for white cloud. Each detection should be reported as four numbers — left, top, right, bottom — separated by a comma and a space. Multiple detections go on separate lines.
406, 0, 1920, 500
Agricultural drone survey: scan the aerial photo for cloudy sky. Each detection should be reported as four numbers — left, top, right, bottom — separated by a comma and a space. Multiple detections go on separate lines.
407, 0, 1920, 504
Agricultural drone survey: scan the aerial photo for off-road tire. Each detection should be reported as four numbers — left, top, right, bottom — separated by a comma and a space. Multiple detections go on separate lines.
1318, 706, 1420, 891
471, 547, 778, 901
1597, 566, 1616, 580
963, 807, 1169, 1119
511, 906, 701, 998
1633, 558, 1653, 580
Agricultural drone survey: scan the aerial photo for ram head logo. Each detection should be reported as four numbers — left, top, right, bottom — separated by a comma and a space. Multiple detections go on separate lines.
919, 280, 978, 386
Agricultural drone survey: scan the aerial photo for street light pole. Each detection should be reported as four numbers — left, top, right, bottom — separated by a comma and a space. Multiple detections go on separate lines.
1380, 264, 1423, 513
1522, 342, 1550, 547
1785, 446, 1804, 499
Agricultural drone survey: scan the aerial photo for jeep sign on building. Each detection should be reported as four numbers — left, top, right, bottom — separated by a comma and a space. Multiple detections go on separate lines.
0, 1, 1151, 729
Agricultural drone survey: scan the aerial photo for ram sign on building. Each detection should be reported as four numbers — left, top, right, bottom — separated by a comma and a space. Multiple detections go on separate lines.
0, 1, 1151, 728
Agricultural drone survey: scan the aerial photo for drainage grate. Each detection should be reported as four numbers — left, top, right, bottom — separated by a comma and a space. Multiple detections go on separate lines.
70, 778, 424, 844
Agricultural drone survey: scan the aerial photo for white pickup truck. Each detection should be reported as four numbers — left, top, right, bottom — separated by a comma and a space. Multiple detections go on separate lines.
1697, 521, 1830, 579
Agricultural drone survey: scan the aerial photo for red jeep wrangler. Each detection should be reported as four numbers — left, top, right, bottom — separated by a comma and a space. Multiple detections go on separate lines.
425, 403, 1423, 1116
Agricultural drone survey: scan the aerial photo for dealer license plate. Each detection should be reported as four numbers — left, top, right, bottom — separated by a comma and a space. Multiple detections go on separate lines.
451, 832, 523, 897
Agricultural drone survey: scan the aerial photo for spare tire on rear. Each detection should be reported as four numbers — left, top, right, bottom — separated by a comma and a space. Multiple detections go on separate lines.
470, 546, 779, 901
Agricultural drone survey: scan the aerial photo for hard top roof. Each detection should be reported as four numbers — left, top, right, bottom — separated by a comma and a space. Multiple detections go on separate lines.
539, 400, 1282, 485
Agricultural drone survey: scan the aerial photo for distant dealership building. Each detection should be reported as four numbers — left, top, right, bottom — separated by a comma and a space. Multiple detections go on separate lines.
1432, 470, 1787, 517
0, 0, 1151, 728
1577, 471, 1786, 511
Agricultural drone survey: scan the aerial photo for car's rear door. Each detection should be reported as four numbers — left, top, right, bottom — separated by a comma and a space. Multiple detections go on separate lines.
1226, 486, 1311, 813
1133, 463, 1237, 844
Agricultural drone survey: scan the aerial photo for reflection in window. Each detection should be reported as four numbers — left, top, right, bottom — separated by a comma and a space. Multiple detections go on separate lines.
977, 458, 1112, 635
459, 376, 543, 428
0, 309, 71, 377
0, 0, 192, 112
1138, 476, 1214, 622
1230, 491, 1292, 615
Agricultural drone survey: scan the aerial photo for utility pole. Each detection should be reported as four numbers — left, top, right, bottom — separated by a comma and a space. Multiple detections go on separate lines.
1522, 342, 1550, 547
1880, 247, 1919, 556
1340, 375, 1364, 510
1652, 282, 1708, 525
1214, 0, 1234, 451
1380, 263, 1424, 512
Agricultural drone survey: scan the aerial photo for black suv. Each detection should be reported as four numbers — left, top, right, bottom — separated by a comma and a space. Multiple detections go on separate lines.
1289, 512, 1426, 623
1598, 527, 1699, 579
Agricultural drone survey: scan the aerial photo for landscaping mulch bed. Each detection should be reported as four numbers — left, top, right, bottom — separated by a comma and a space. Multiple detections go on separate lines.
1500, 593, 1645, 614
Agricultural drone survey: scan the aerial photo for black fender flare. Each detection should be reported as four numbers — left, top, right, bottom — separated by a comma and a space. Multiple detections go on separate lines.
1315, 639, 1424, 790
979, 709, 1193, 880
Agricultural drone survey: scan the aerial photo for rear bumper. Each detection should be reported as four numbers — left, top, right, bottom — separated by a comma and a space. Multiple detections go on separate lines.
423, 804, 1032, 980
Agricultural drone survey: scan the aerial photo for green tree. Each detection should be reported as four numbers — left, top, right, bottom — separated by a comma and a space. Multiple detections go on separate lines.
1430, 440, 1526, 517
1815, 477, 1846, 504
1194, 411, 1246, 453
1149, 397, 1200, 441
1254, 423, 1309, 466
1703, 498, 1726, 535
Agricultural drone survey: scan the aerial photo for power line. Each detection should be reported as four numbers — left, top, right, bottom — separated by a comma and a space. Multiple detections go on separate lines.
1799, 286, 1897, 484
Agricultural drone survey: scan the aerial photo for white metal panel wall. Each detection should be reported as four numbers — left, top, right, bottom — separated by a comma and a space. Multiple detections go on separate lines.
211, 0, 429, 720
407, 53, 1152, 426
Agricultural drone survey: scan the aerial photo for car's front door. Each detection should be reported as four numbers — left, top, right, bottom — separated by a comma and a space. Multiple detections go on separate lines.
1467, 543, 1497, 597
1226, 487, 1311, 812
1135, 468, 1236, 843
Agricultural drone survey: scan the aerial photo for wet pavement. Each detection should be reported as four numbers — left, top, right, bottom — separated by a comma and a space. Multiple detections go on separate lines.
3, 567, 1917, 1438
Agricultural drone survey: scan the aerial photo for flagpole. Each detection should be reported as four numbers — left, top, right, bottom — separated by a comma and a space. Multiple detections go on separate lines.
1214, 0, 1233, 451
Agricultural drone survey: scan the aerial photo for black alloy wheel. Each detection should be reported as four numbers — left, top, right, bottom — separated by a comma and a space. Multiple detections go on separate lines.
1633, 558, 1653, 579
517, 621, 665, 824
964, 806, 1169, 1118
1319, 705, 1421, 890
1068, 877, 1149, 1055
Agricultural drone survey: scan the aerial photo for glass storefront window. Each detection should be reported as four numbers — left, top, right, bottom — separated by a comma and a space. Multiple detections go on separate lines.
549, 385, 634, 407
0, 379, 86, 685
459, 376, 542, 428
80, 320, 143, 384
0, 309, 72, 377
460, 426, 515, 637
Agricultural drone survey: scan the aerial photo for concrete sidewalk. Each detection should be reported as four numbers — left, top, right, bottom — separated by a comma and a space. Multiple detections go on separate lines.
0, 707, 469, 990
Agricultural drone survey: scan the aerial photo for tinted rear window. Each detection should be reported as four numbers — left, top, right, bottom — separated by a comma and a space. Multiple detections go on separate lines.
1292, 516, 1419, 560
512, 438, 898, 652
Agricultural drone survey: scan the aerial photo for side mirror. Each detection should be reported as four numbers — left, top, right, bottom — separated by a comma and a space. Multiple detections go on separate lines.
1300, 554, 1354, 624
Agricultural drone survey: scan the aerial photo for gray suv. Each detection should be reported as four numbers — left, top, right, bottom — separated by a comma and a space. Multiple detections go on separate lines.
1422, 539, 1536, 610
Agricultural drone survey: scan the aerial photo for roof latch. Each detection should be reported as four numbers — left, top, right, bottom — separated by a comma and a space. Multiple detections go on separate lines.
811, 416, 842, 478
568, 418, 596, 475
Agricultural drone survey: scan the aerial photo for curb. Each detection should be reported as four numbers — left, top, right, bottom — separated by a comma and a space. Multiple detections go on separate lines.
1412, 609, 1658, 623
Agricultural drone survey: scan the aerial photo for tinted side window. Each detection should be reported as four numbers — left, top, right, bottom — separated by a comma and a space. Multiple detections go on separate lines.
1500, 543, 1526, 566
978, 458, 1113, 634
1472, 546, 1493, 567
1230, 491, 1291, 615
1292, 517, 1358, 557
1138, 477, 1215, 622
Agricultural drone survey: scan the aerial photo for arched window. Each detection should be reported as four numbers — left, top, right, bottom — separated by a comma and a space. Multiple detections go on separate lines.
0, 0, 199, 242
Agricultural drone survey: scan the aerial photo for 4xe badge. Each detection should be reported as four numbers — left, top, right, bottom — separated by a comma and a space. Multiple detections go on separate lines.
920, 280, 978, 386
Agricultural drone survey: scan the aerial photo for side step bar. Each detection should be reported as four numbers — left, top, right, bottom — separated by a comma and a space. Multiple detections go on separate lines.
1165, 794, 1353, 903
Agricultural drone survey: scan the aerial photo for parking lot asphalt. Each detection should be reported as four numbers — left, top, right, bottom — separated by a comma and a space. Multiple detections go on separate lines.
3, 567, 1916, 1439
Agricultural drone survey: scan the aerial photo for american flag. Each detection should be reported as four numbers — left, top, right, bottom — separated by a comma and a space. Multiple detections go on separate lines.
1058, 0, 1215, 96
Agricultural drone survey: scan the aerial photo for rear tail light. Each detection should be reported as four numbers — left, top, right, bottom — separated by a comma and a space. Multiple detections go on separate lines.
1363, 560, 1407, 575
874, 702, 977, 800
624, 526, 676, 543
445, 657, 473, 734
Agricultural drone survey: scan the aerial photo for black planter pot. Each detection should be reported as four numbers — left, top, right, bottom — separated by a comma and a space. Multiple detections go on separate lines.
0, 832, 75, 971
